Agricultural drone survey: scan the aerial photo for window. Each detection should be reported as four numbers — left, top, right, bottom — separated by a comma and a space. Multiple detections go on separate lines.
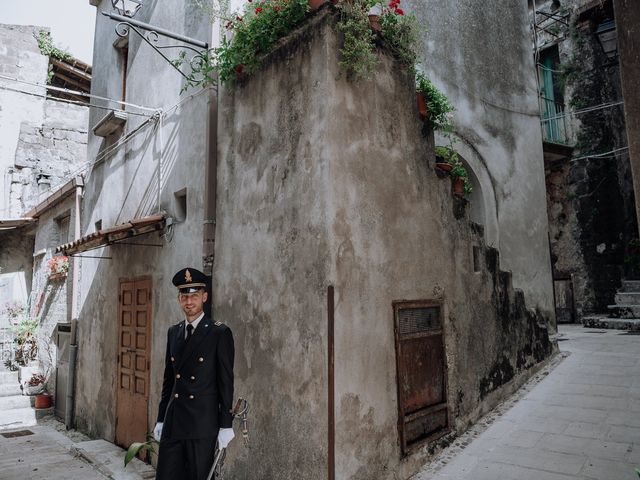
174, 188, 187, 222
538, 45, 568, 144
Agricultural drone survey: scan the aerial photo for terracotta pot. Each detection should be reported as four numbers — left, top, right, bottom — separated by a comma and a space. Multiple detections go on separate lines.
416, 91, 429, 118
452, 177, 465, 197
309, 0, 327, 9
35, 393, 52, 409
368, 14, 381, 31
435, 162, 452, 172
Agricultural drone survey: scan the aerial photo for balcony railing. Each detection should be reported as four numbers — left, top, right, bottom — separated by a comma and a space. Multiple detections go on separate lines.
540, 96, 572, 145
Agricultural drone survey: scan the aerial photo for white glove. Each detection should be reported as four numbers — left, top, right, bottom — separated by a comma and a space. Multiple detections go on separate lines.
153, 422, 163, 442
217, 428, 235, 449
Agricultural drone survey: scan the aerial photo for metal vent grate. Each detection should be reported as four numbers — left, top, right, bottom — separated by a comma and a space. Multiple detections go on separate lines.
398, 307, 441, 335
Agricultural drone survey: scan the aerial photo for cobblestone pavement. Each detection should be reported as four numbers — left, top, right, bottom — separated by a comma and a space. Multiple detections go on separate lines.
413, 325, 640, 480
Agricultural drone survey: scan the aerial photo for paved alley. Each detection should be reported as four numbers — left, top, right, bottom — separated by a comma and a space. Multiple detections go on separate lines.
414, 325, 640, 480
0, 417, 155, 480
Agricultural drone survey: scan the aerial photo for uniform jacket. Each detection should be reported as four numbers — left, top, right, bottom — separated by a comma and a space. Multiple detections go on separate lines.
157, 315, 234, 440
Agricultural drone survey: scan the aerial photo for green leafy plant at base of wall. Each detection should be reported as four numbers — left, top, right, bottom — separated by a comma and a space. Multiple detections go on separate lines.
124, 436, 158, 467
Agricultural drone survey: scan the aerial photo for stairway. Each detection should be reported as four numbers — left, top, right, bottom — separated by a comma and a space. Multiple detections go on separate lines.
0, 369, 37, 431
583, 280, 640, 331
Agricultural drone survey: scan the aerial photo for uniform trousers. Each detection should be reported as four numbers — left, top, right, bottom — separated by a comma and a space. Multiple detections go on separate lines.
156, 435, 218, 480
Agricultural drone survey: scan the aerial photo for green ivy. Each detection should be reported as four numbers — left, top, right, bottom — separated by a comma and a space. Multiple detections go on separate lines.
36, 30, 71, 61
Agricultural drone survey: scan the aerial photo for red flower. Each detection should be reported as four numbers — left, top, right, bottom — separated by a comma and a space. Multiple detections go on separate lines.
225, 20, 234, 29
395, 7, 403, 14
235, 64, 245, 75
236, 15, 243, 21
255, 6, 263, 12
274, 4, 281, 11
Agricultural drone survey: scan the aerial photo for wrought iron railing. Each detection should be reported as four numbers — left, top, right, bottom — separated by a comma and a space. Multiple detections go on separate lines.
539, 96, 572, 145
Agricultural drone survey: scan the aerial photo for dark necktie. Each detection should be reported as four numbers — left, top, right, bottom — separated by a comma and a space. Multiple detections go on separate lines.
186, 324, 194, 342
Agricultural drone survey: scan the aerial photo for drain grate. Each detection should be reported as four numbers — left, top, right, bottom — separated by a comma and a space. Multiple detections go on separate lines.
1, 430, 34, 438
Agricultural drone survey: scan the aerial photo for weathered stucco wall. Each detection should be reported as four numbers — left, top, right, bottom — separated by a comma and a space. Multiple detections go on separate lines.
74, 0, 211, 443
408, 0, 555, 322
215, 9, 554, 480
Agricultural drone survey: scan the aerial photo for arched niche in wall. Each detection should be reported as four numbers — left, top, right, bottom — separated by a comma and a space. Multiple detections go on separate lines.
435, 132, 499, 248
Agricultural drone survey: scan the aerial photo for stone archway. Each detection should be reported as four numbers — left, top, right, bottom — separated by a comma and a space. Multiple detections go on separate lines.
435, 132, 499, 247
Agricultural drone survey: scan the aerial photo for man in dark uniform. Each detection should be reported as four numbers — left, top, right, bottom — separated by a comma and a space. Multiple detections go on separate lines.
154, 267, 235, 480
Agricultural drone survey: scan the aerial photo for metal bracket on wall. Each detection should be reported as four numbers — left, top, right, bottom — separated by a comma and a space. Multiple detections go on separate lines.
102, 11, 216, 88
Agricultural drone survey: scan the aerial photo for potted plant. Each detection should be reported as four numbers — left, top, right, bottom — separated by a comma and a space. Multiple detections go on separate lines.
26, 373, 53, 408
47, 255, 69, 280
25, 372, 45, 394
415, 71, 454, 130
11, 316, 38, 367
434, 142, 472, 197
434, 145, 455, 172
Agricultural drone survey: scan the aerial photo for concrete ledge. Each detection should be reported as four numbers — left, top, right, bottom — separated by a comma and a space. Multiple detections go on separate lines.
72, 439, 156, 480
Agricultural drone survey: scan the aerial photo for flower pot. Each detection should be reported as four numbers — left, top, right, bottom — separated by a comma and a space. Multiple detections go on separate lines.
452, 177, 465, 197
416, 91, 428, 118
309, 0, 327, 9
435, 162, 452, 172
48, 272, 67, 281
368, 14, 381, 31
35, 393, 52, 409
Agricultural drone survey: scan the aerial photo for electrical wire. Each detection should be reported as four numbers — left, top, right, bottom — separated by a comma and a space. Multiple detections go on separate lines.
0, 84, 153, 117
0, 73, 158, 114
570, 146, 630, 163
540, 101, 624, 122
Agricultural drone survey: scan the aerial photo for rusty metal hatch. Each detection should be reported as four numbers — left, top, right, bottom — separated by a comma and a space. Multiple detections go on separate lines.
393, 300, 449, 454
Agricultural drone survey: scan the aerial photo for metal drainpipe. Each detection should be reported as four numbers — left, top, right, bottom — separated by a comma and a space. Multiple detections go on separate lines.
65, 176, 83, 429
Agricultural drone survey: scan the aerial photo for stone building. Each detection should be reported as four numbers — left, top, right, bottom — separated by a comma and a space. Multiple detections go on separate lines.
60, 0, 213, 450
53, 0, 557, 478
529, 0, 638, 325
0, 23, 90, 394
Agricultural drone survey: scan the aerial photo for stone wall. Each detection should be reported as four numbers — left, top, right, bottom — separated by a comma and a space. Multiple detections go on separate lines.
214, 10, 554, 479
534, 0, 637, 318
9, 100, 88, 217
0, 24, 48, 218
405, 0, 555, 323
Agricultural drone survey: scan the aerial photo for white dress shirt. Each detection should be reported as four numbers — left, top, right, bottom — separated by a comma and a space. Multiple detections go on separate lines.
184, 312, 204, 339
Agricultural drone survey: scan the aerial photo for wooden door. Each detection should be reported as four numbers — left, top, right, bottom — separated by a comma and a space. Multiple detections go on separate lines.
394, 300, 449, 454
115, 277, 152, 450
554, 278, 576, 324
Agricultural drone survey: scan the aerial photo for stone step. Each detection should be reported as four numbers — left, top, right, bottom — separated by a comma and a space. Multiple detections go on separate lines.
0, 406, 37, 431
607, 304, 640, 318
0, 394, 31, 410
583, 316, 640, 331
0, 371, 19, 384
615, 292, 640, 305
620, 280, 640, 292
0, 383, 22, 397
